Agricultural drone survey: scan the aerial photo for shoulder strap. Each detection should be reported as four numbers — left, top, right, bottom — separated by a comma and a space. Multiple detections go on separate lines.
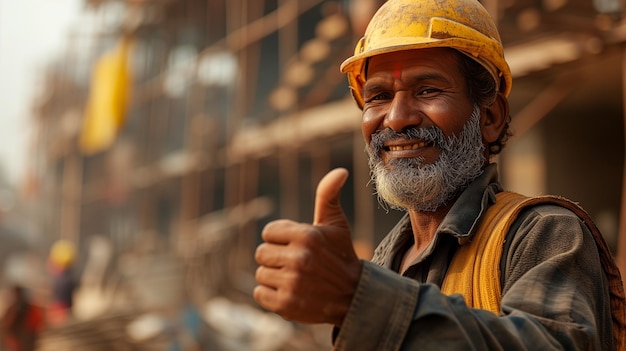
440, 192, 626, 350
440, 192, 527, 312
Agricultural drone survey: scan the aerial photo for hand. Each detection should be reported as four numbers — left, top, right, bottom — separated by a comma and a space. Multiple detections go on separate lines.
253, 168, 362, 326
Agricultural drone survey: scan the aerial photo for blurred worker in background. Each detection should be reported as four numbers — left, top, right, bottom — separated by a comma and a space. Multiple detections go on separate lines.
47, 240, 78, 327
0, 285, 45, 351
254, 0, 626, 350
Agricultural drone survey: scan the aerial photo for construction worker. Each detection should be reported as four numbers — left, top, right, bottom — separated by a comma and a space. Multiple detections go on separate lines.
47, 240, 78, 326
0, 285, 45, 351
254, 0, 626, 349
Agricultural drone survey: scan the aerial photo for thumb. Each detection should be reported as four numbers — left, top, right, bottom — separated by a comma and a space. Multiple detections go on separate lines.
314, 168, 349, 226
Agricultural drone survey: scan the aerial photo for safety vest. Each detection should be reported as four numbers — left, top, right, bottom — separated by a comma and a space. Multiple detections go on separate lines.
440, 191, 626, 350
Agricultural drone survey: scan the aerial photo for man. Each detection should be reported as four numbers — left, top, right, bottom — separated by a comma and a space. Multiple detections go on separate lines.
254, 0, 626, 350
48, 239, 78, 326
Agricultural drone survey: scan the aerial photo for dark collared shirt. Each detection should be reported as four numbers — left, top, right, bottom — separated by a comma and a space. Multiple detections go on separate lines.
334, 164, 614, 350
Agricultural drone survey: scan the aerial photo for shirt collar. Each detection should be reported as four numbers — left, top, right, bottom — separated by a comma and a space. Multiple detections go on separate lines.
371, 163, 502, 269
437, 163, 502, 244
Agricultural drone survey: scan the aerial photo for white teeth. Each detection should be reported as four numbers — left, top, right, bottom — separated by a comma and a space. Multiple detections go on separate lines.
389, 142, 427, 151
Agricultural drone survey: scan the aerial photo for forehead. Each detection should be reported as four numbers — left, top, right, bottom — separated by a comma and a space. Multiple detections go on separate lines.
366, 48, 464, 80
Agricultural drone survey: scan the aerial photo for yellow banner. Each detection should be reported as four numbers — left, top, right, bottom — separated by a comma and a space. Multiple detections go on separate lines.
80, 37, 133, 155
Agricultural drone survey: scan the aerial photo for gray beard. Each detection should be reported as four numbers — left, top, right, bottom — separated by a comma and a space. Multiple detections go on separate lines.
366, 105, 486, 212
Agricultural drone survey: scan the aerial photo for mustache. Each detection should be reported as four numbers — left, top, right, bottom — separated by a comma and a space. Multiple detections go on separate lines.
368, 126, 447, 154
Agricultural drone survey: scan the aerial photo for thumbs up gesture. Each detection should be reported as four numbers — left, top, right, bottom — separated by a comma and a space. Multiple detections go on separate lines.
254, 168, 362, 326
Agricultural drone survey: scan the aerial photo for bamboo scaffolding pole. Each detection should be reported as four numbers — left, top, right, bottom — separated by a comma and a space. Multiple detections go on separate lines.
352, 130, 374, 259
224, 0, 244, 210
279, 148, 299, 220
616, 47, 626, 281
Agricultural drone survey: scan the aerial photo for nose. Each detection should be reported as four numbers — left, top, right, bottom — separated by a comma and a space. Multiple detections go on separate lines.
384, 91, 422, 132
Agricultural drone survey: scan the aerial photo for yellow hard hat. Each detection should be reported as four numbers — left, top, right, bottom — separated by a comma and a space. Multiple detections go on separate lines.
340, 0, 512, 109
50, 240, 76, 268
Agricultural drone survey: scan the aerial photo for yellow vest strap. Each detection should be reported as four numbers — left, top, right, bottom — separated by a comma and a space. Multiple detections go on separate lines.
440, 192, 626, 350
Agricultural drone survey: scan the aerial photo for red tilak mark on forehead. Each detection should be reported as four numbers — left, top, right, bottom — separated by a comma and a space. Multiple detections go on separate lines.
393, 63, 402, 79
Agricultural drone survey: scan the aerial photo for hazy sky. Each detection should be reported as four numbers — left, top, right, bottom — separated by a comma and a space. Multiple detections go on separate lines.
0, 0, 82, 185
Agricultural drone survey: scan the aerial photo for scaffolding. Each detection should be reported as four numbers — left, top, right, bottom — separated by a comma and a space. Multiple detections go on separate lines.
24, 1, 626, 348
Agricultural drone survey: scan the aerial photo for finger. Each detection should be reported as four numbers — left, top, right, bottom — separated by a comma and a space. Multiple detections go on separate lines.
313, 168, 349, 226
261, 219, 304, 245
255, 265, 283, 288
255, 242, 289, 268
253, 284, 278, 311
254, 283, 298, 321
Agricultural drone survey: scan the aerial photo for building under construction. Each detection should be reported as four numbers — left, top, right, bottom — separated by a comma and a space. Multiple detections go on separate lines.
23, 0, 626, 348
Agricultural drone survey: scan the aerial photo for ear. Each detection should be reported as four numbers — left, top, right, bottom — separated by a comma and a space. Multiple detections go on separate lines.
481, 92, 509, 144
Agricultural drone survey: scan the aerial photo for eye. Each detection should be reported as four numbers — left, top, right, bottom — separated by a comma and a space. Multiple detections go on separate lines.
364, 91, 392, 103
417, 87, 442, 96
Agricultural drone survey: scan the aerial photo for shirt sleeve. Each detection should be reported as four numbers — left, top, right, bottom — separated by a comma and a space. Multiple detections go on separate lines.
332, 205, 614, 351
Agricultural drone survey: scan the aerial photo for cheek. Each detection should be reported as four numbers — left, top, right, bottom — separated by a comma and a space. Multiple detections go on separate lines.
424, 104, 471, 136
361, 110, 380, 144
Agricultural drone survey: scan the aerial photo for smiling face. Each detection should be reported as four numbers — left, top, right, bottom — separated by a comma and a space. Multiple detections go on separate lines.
362, 48, 478, 156
362, 48, 491, 212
